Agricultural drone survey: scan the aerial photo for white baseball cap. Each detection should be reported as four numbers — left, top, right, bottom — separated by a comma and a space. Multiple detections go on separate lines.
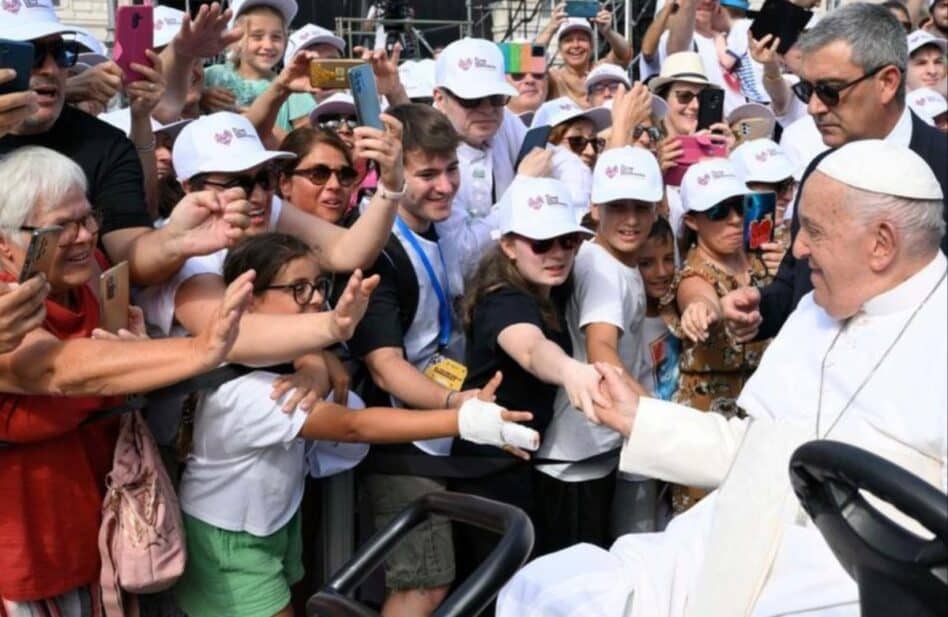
680, 158, 750, 213
98, 107, 191, 140
172, 112, 295, 181
153, 5, 186, 49
585, 63, 631, 92
591, 147, 663, 204
284, 23, 346, 65
907, 87, 948, 125
907, 29, 948, 56
309, 92, 356, 124
816, 140, 943, 200
531, 96, 612, 132
556, 17, 594, 41
730, 139, 795, 184
0, 0, 91, 41
73, 31, 108, 71
435, 38, 518, 99
399, 59, 436, 100
229, 0, 298, 27
495, 177, 594, 240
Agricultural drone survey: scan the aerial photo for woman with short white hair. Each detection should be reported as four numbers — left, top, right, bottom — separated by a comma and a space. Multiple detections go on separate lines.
0, 146, 252, 614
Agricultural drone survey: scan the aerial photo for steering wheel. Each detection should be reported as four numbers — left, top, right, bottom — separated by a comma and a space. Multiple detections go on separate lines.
789, 440, 948, 617
306, 491, 534, 617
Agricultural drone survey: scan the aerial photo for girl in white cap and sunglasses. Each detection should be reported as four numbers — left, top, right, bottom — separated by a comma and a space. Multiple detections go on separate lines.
658, 158, 772, 514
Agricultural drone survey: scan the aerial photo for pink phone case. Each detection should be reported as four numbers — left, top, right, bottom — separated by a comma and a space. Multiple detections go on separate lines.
662, 135, 728, 187
114, 5, 154, 85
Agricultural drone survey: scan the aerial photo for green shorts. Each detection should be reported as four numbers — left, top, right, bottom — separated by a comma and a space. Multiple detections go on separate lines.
175, 511, 303, 617
362, 474, 455, 591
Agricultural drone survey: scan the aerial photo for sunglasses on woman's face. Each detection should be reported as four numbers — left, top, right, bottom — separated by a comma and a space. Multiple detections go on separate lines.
525, 233, 583, 255
791, 65, 889, 107
197, 166, 278, 195
703, 197, 745, 221
565, 136, 605, 155
671, 90, 700, 105
509, 72, 546, 81
632, 124, 663, 142
289, 164, 360, 187
445, 89, 510, 109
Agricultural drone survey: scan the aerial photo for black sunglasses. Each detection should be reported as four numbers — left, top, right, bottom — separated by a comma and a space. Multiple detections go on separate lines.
704, 197, 745, 221
672, 90, 700, 105
509, 72, 546, 81
289, 164, 359, 187
32, 39, 80, 69
318, 115, 358, 131
196, 166, 278, 194
565, 136, 605, 155
791, 65, 890, 107
265, 277, 332, 307
632, 124, 663, 142
444, 89, 510, 109
524, 232, 583, 255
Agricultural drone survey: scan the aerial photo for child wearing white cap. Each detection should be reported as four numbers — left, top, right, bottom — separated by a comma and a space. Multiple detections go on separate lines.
534, 4, 633, 107
534, 147, 664, 543
659, 157, 773, 514
454, 176, 600, 563
202, 0, 315, 132
906, 29, 947, 92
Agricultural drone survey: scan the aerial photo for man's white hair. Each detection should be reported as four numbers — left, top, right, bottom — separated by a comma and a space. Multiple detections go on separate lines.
846, 186, 945, 257
0, 147, 88, 247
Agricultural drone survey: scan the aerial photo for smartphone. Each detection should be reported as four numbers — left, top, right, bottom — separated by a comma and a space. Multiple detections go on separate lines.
732, 117, 774, 143
515, 125, 552, 169
0, 40, 33, 95
749, 0, 812, 55
697, 88, 725, 132
565, 0, 600, 18
114, 5, 154, 86
18, 226, 63, 284
98, 261, 130, 334
499, 42, 547, 74
743, 192, 777, 251
309, 58, 364, 89
348, 63, 383, 131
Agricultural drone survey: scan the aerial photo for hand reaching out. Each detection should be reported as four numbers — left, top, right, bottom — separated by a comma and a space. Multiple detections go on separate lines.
458, 371, 537, 460
330, 269, 381, 342
680, 299, 719, 343
91, 305, 149, 341
164, 187, 253, 257
720, 287, 762, 343
590, 362, 638, 438
173, 2, 242, 59
192, 269, 255, 370
563, 361, 609, 423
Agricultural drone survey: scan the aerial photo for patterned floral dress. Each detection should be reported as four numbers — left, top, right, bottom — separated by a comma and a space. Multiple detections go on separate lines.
659, 246, 773, 513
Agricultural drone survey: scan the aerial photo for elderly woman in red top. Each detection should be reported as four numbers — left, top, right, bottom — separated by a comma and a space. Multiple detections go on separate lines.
0, 146, 252, 615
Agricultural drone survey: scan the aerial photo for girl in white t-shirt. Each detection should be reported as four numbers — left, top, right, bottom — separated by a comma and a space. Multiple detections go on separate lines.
174, 233, 535, 617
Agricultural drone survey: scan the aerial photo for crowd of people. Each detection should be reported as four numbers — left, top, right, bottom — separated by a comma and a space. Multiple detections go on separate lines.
0, 0, 946, 616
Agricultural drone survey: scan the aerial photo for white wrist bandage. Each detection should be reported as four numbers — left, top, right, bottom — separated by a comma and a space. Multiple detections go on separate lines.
458, 398, 539, 451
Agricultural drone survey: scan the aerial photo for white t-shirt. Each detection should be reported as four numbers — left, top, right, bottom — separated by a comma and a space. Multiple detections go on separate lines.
178, 370, 308, 536
537, 241, 648, 481
639, 314, 680, 401
658, 31, 746, 116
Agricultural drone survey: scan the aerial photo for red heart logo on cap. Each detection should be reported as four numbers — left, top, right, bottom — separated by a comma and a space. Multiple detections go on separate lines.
215, 131, 233, 145
527, 196, 544, 210
697, 174, 710, 186
605, 165, 618, 179
749, 218, 773, 249
458, 58, 472, 71
3, 0, 21, 14
755, 151, 768, 162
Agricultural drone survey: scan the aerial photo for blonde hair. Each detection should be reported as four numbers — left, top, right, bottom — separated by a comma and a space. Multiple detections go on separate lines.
228, 5, 287, 70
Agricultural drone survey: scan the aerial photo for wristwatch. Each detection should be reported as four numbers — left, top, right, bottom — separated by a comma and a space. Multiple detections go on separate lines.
376, 180, 407, 201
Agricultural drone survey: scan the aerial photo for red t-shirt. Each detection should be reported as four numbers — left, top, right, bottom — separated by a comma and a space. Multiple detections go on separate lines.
0, 275, 120, 601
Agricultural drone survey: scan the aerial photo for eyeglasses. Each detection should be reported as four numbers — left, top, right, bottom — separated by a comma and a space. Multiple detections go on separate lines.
632, 124, 663, 142
523, 232, 583, 254
318, 115, 358, 132
196, 166, 278, 195
509, 72, 546, 81
703, 197, 745, 222
565, 136, 605, 155
791, 65, 890, 107
32, 39, 80, 69
289, 164, 360, 187
671, 90, 700, 105
444, 89, 510, 109
20, 211, 101, 245
589, 81, 626, 96
265, 276, 332, 306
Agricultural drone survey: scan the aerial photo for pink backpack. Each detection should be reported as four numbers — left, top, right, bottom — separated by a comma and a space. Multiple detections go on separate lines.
98, 410, 186, 616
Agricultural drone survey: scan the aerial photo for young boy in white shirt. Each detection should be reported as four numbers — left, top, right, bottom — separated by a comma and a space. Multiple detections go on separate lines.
535, 146, 661, 550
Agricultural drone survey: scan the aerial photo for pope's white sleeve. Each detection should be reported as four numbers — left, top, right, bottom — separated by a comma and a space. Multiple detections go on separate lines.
619, 398, 749, 489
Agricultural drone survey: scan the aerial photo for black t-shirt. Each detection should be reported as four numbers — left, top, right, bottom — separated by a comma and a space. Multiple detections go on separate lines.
453, 287, 572, 457
0, 105, 150, 234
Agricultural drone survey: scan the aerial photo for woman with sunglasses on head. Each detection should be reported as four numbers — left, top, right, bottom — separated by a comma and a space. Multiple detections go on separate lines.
533, 96, 612, 169
658, 158, 772, 515
451, 177, 604, 588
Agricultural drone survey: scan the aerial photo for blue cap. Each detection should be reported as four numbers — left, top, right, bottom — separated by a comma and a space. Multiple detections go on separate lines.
720, 0, 750, 9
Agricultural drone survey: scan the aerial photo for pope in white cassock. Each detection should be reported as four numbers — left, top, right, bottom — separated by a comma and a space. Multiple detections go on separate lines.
496, 140, 948, 617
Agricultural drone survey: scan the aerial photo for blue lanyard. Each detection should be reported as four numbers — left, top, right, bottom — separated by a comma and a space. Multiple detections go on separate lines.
394, 216, 453, 348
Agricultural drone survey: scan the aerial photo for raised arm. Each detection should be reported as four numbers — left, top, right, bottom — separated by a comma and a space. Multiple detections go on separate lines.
642, 2, 678, 61
535, 3, 568, 49
750, 34, 791, 116
584, 323, 650, 396
595, 7, 633, 68
243, 51, 316, 149
666, 0, 698, 55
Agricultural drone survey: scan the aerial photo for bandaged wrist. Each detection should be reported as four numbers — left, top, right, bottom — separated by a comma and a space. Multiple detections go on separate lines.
458, 399, 540, 451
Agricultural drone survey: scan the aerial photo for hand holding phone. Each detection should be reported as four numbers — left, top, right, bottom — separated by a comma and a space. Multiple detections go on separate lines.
310, 58, 365, 90
565, 0, 600, 18
348, 63, 383, 131
697, 88, 725, 132
515, 125, 552, 169
114, 5, 154, 86
0, 40, 33, 96
98, 261, 130, 334
19, 226, 63, 284
749, 0, 812, 55
742, 192, 777, 251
